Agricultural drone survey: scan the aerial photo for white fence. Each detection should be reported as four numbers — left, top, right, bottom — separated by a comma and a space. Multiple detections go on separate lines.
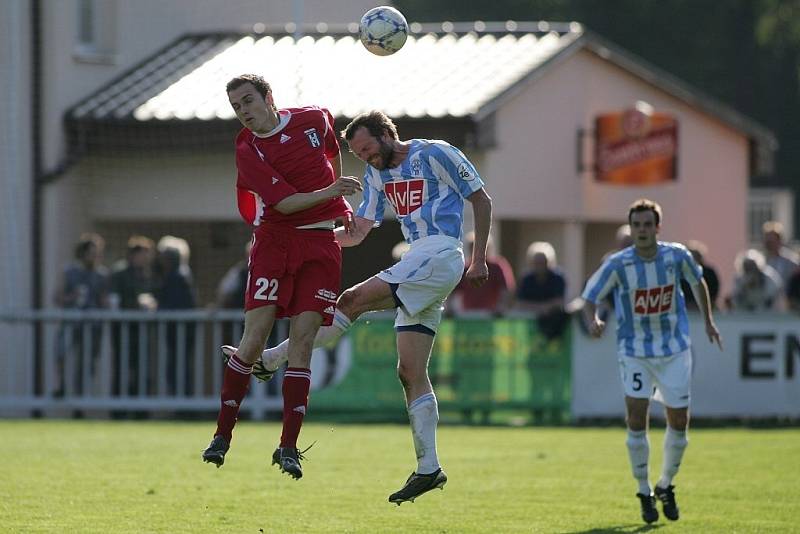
0, 309, 287, 418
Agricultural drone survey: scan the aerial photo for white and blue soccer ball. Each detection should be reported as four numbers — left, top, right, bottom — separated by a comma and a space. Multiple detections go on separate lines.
359, 6, 409, 56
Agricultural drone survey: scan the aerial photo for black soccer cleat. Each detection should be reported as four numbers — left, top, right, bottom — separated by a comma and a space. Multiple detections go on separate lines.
636, 492, 659, 524
220, 345, 278, 382
654, 484, 680, 521
272, 447, 307, 480
388, 469, 447, 505
202, 435, 230, 468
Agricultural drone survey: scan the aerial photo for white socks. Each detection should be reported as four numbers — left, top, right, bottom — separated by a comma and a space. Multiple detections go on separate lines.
407, 392, 440, 475
261, 309, 352, 369
657, 426, 688, 489
626, 429, 651, 495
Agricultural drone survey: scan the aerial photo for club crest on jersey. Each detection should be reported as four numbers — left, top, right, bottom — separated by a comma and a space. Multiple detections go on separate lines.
385, 179, 424, 216
304, 128, 321, 148
410, 158, 422, 176
634, 284, 674, 315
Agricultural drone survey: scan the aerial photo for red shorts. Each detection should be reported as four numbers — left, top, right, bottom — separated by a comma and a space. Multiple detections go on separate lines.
245, 226, 341, 325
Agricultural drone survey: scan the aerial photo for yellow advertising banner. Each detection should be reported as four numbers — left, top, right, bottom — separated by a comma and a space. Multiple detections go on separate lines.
595, 102, 678, 184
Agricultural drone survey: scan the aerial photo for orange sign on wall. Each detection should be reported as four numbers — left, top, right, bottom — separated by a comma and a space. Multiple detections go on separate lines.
595, 102, 678, 184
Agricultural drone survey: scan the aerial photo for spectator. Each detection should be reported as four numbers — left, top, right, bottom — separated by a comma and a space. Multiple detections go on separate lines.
728, 249, 783, 311
787, 267, 800, 313
569, 223, 634, 319
515, 241, 568, 339
53, 232, 110, 396
449, 232, 515, 316
110, 235, 156, 312
762, 221, 799, 287
615, 223, 634, 251
681, 240, 720, 310
155, 235, 197, 395
155, 235, 196, 311
54, 232, 110, 310
216, 240, 252, 310
110, 235, 156, 397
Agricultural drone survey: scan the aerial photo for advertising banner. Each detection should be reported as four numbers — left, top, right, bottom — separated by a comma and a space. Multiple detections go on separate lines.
595, 101, 678, 185
311, 317, 572, 421
572, 313, 800, 418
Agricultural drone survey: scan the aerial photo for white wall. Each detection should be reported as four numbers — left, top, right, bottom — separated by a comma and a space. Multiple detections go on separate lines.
488, 49, 749, 294
34, 0, 381, 308
0, 0, 33, 309
39, 0, 378, 171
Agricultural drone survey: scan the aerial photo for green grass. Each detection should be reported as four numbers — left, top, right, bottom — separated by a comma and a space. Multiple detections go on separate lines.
1, 421, 797, 533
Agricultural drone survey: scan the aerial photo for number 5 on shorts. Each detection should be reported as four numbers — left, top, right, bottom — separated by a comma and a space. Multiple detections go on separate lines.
254, 277, 279, 301
631, 372, 643, 392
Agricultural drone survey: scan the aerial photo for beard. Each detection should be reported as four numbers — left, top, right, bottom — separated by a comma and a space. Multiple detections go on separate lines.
371, 140, 395, 170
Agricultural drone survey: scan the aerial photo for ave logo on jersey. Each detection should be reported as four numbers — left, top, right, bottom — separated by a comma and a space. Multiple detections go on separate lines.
384, 179, 424, 216
633, 284, 675, 315
304, 128, 321, 148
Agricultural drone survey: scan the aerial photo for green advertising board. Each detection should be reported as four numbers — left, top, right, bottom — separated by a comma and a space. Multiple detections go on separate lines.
311, 317, 571, 423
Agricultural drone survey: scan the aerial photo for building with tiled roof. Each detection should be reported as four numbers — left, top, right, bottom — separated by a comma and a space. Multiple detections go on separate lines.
0, 2, 777, 310
48, 21, 777, 302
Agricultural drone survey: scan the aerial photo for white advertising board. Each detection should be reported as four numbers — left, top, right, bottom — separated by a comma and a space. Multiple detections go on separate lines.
571, 313, 800, 418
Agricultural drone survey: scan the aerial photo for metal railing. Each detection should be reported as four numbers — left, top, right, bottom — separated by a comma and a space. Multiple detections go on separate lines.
0, 309, 286, 418
1, 309, 575, 423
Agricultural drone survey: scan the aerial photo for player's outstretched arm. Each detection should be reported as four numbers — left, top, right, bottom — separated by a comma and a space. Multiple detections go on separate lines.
582, 299, 606, 338
692, 279, 723, 350
464, 188, 492, 287
335, 216, 374, 247
273, 176, 362, 214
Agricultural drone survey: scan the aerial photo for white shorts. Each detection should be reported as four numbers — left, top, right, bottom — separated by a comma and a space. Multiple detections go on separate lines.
617, 348, 692, 408
377, 235, 464, 333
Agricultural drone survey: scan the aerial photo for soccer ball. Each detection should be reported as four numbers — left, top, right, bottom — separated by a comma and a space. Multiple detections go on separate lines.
359, 6, 408, 56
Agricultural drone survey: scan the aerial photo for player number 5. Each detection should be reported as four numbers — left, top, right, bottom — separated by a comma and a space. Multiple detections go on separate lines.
254, 277, 279, 301
632, 372, 643, 392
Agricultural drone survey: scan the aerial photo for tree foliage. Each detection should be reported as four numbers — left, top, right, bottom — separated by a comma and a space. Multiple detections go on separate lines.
395, 0, 800, 183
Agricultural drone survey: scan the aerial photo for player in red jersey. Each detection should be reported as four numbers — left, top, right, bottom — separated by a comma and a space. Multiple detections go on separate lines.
202, 74, 362, 479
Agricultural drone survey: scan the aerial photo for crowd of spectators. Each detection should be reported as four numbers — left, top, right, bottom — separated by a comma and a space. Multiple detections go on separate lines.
448, 219, 800, 332
53, 219, 800, 387
53, 233, 198, 397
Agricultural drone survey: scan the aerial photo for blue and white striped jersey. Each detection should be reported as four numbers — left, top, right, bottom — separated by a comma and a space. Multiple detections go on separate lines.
582, 242, 703, 358
355, 139, 485, 243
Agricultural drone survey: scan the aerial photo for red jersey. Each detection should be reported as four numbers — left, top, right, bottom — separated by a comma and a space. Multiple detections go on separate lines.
234, 106, 351, 229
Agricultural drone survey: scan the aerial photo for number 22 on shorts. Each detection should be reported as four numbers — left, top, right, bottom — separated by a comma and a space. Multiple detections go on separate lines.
254, 277, 279, 301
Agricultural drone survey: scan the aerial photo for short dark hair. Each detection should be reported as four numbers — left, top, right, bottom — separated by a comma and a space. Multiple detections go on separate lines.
126, 235, 154, 256
74, 232, 104, 260
226, 74, 272, 100
628, 198, 662, 225
341, 110, 399, 142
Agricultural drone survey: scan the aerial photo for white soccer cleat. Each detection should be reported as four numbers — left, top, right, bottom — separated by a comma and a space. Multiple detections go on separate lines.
220, 345, 279, 382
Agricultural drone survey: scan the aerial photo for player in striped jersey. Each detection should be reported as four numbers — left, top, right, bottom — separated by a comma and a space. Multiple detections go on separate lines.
582, 198, 722, 524
225, 110, 493, 503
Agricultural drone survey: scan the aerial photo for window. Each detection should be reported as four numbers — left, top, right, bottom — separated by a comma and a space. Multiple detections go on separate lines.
748, 188, 795, 245
74, 0, 117, 64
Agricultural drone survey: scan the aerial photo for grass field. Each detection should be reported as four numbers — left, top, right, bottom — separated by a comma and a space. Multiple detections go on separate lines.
1, 420, 797, 533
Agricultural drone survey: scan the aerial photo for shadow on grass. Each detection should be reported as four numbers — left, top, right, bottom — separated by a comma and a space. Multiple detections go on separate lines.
560, 524, 664, 534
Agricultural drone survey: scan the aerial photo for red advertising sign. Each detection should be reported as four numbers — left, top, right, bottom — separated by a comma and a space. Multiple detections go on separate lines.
595, 103, 678, 184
